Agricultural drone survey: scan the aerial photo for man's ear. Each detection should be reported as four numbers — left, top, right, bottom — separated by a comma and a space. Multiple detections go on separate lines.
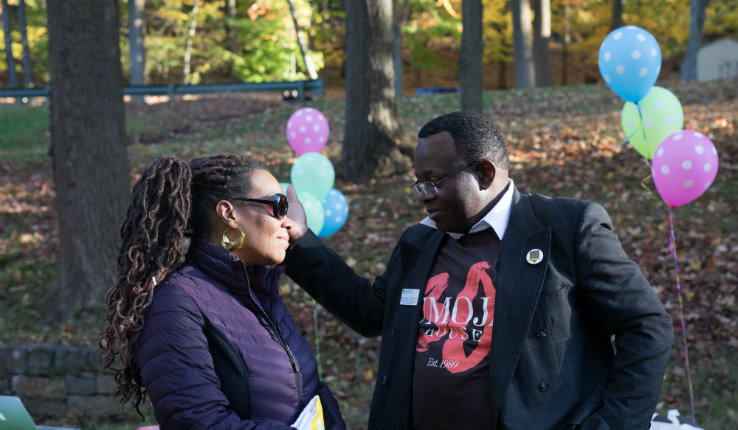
215, 200, 237, 227
476, 160, 496, 190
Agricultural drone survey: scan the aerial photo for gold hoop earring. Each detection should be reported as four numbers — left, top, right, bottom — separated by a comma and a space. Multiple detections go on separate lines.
221, 227, 245, 252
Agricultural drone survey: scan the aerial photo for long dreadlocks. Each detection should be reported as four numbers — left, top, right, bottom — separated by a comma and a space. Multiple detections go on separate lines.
99, 153, 264, 414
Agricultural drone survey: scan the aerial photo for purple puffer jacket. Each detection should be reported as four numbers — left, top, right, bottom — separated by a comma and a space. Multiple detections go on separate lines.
136, 238, 345, 430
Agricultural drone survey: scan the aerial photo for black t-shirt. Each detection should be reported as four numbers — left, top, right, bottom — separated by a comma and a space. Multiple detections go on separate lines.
412, 229, 503, 430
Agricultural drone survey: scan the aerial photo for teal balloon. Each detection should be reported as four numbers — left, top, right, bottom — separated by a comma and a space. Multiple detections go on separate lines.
298, 192, 324, 234
621, 86, 683, 159
279, 182, 290, 194
291, 152, 335, 201
317, 188, 349, 238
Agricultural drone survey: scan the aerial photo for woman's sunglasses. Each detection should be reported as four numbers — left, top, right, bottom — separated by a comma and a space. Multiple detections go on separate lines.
233, 193, 289, 220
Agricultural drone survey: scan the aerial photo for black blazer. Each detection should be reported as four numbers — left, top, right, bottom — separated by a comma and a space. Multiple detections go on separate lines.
285, 188, 673, 430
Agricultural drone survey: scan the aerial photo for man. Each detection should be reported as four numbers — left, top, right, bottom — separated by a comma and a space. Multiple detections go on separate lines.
284, 111, 673, 430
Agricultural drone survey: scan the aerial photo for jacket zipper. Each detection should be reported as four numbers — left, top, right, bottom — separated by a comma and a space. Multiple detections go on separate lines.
246, 280, 304, 406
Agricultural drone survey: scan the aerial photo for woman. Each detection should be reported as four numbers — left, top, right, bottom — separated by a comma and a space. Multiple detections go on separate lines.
100, 154, 344, 429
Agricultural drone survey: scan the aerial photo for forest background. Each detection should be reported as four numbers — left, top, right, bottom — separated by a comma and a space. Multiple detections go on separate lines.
1, 0, 737, 94
1, 0, 737, 429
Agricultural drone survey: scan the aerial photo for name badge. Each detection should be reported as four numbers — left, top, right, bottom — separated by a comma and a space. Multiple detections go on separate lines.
400, 288, 420, 306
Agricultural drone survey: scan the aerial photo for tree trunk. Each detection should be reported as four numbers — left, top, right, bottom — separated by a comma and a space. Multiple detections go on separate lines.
392, 18, 402, 98
17, 0, 32, 87
512, 0, 534, 89
287, 0, 318, 80
226, 0, 238, 54
46, 0, 129, 319
460, 0, 483, 112
681, 0, 709, 81
562, 3, 570, 85
129, 0, 146, 86
183, 0, 199, 84
340, 0, 410, 183
392, 0, 411, 98
611, 0, 623, 30
2, 0, 19, 88
533, 0, 554, 87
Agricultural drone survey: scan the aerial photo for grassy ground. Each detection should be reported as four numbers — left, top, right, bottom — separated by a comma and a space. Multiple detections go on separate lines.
0, 103, 50, 161
1, 79, 736, 429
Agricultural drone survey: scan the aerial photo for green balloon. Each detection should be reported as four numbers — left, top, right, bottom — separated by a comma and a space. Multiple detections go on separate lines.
290, 152, 335, 201
298, 191, 324, 234
621, 86, 683, 159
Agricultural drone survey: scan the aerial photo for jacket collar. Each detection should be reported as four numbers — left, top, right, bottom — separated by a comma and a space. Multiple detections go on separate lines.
186, 237, 284, 301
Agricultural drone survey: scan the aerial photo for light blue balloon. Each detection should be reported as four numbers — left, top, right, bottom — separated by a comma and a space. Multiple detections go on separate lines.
598, 26, 661, 103
317, 188, 349, 238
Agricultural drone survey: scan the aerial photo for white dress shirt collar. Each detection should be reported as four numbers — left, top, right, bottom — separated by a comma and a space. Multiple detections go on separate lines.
419, 178, 514, 240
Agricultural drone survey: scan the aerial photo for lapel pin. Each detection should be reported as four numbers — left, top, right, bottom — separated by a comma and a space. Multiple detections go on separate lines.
526, 249, 543, 265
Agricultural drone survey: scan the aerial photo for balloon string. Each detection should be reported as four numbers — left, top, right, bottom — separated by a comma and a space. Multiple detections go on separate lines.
635, 101, 652, 158
639, 158, 658, 199
640, 173, 652, 193
667, 206, 697, 425
621, 103, 640, 145
312, 298, 323, 380
623, 129, 638, 145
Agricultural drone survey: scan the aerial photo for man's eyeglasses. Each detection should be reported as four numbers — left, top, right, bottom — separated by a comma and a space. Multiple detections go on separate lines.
233, 193, 289, 219
410, 162, 477, 198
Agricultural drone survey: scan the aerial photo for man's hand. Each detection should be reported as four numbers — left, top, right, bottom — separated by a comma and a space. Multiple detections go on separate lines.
285, 184, 309, 244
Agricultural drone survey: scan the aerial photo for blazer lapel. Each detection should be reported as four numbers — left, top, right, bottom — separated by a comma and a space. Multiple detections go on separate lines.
399, 227, 446, 344
489, 189, 551, 425
392, 227, 445, 427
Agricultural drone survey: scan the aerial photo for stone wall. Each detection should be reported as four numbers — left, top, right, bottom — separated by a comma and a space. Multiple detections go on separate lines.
0, 343, 122, 423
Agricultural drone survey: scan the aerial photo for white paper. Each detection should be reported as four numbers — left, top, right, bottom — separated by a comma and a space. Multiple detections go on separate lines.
291, 395, 325, 430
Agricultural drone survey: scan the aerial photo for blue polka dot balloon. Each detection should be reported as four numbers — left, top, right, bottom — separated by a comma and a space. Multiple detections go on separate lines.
317, 188, 349, 238
598, 26, 662, 103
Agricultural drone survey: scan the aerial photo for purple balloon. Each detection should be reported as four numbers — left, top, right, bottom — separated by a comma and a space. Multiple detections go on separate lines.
285, 107, 330, 156
651, 130, 719, 207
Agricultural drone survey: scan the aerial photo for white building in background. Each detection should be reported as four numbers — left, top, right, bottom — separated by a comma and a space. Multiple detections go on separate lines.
697, 37, 738, 81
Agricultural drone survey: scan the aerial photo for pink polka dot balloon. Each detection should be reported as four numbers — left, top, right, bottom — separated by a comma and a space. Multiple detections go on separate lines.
285, 107, 330, 156
651, 130, 719, 207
